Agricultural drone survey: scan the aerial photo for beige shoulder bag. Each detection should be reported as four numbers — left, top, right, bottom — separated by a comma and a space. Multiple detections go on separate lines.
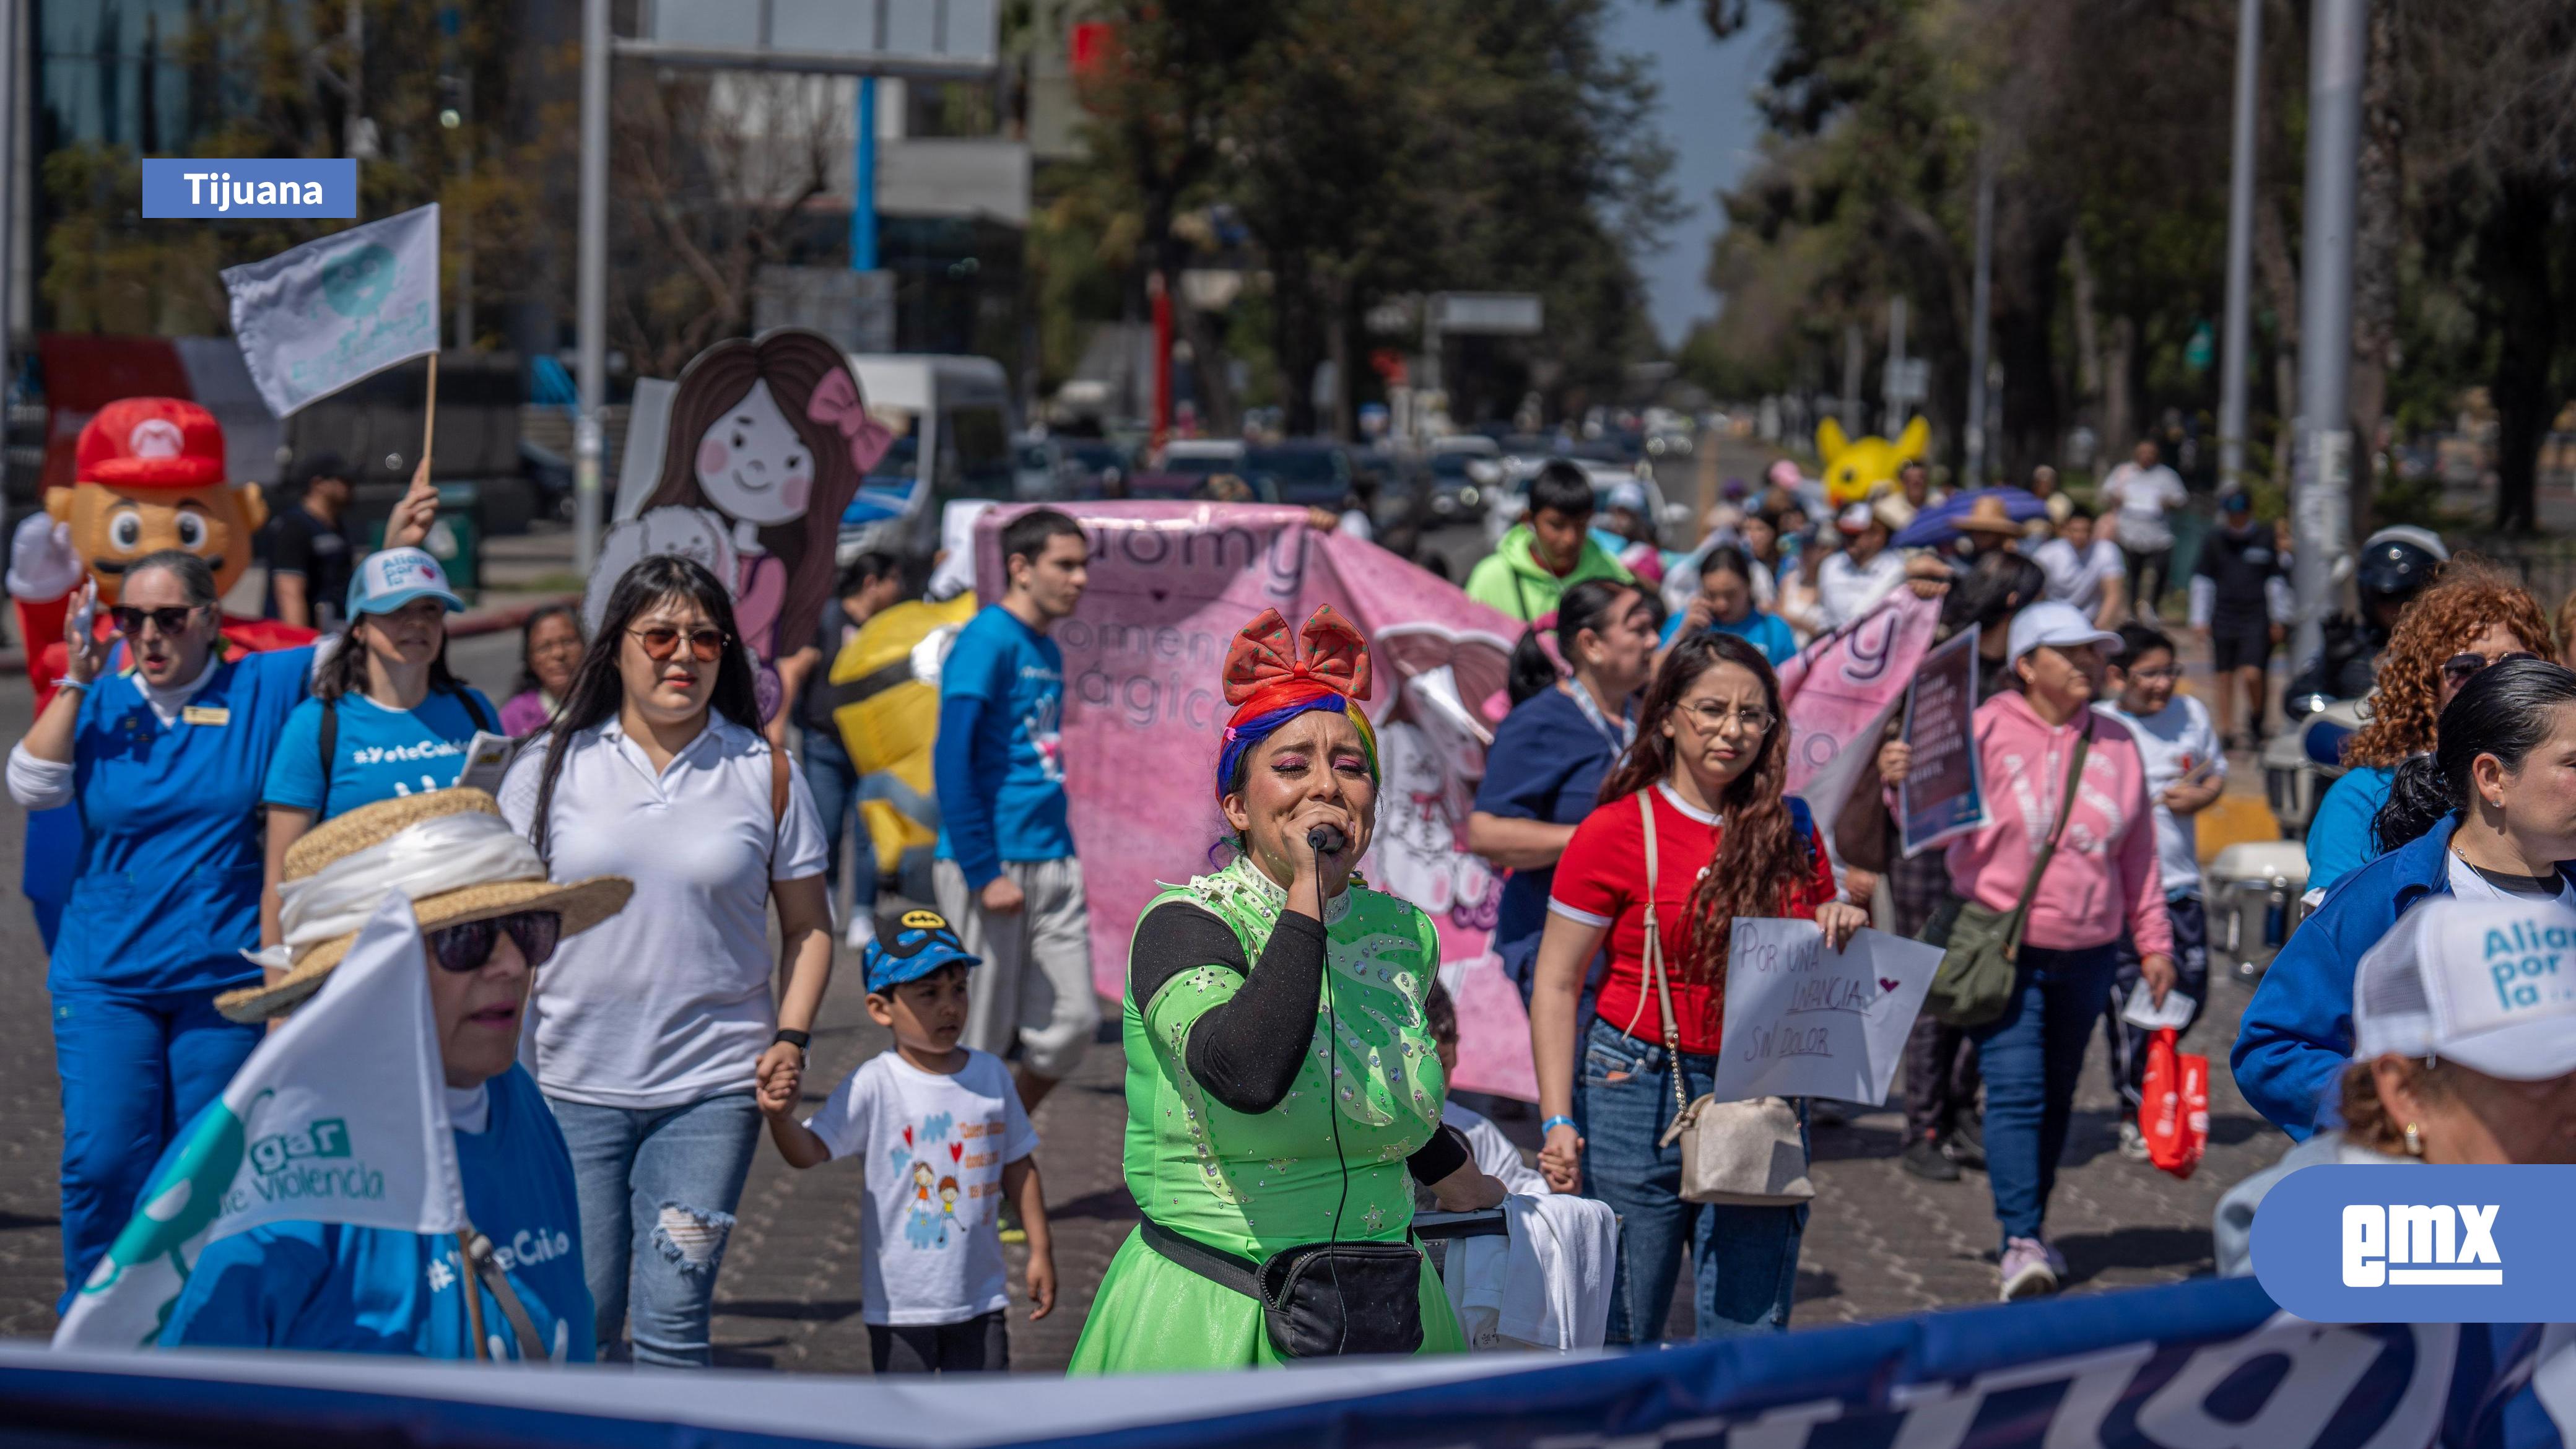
1636, 789, 1816, 1206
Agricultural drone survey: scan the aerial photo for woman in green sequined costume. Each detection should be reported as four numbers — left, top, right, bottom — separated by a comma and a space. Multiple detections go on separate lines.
1067, 606, 1506, 1374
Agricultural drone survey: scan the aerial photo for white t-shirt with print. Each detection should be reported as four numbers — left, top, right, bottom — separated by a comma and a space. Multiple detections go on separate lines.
2099, 695, 2224, 896
805, 1048, 1040, 1326
2102, 463, 2189, 552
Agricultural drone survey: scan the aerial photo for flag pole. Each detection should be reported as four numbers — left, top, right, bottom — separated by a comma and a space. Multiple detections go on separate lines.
421, 351, 438, 479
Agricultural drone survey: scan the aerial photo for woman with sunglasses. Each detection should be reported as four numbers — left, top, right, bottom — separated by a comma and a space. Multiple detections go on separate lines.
4, 551, 323, 1309
2237, 658, 2576, 1140
256, 548, 495, 981
159, 788, 632, 1359
1529, 631, 1867, 1342
497, 555, 834, 1367
2304, 564, 2548, 897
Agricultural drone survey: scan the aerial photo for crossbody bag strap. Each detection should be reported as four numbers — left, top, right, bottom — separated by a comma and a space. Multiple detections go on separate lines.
2004, 720, 2092, 957
1637, 790, 1691, 1126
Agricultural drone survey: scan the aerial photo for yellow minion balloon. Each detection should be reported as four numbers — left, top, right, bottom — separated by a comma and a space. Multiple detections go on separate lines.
1816, 416, 1931, 507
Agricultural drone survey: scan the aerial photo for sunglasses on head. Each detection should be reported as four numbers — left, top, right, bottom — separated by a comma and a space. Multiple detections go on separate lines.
2440, 651, 2539, 684
627, 625, 729, 663
424, 910, 562, 974
110, 604, 201, 636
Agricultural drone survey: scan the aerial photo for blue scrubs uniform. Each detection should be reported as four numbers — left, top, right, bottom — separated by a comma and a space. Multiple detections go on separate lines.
162, 1066, 596, 1361
50, 646, 311, 1308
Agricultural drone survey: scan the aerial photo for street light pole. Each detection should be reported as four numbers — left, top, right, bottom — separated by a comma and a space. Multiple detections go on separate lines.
2291, 0, 2365, 672
1963, 146, 1995, 487
2217, 0, 2260, 490
575, 0, 609, 578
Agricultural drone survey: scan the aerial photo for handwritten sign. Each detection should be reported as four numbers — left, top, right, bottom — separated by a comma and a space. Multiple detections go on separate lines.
1713, 918, 1942, 1105
1899, 625, 1986, 857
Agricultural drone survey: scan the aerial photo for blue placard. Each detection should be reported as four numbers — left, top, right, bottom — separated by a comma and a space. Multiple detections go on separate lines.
2253, 1163, 2574, 1321
141, 159, 357, 219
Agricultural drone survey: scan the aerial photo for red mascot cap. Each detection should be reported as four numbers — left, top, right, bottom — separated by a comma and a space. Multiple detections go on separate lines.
77, 398, 227, 489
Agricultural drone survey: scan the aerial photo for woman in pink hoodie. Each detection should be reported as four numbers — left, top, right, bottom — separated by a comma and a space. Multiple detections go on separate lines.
1884, 601, 2173, 1301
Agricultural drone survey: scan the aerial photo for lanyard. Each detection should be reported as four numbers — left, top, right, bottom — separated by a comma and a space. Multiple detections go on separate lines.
1562, 679, 1634, 754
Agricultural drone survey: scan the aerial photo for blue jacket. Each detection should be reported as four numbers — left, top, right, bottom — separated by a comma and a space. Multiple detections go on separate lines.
2304, 764, 2395, 896
2233, 814, 2576, 1139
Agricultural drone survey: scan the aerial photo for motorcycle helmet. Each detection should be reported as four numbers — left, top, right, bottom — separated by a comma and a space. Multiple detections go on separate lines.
2354, 525, 2449, 617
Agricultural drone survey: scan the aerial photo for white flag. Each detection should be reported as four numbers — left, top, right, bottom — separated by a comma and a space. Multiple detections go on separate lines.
222, 203, 442, 417
54, 893, 467, 1351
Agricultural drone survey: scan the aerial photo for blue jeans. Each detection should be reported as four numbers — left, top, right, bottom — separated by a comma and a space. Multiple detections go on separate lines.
547, 1090, 762, 1367
1968, 942, 2120, 1248
53, 985, 260, 1310
1575, 1019, 1806, 1342
801, 725, 877, 924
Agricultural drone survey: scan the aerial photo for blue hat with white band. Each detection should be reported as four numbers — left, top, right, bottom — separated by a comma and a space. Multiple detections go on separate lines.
348, 547, 464, 617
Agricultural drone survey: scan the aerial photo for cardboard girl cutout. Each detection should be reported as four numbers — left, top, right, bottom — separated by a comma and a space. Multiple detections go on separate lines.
586, 328, 886, 719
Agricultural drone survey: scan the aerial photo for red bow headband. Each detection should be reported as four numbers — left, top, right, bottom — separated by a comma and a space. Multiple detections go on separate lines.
1222, 606, 1373, 708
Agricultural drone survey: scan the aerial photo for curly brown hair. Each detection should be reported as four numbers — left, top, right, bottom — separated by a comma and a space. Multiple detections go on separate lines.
2343, 559, 2549, 768
1596, 633, 1801, 1021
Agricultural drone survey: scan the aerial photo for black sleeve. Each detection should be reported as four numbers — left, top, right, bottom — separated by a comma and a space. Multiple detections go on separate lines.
1404, 1123, 1472, 1185
1129, 900, 1326, 1115
269, 516, 315, 577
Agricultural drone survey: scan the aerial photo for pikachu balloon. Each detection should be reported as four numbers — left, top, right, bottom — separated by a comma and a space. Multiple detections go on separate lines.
1816, 416, 1931, 507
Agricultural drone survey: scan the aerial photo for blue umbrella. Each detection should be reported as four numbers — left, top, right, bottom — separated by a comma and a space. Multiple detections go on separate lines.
1891, 487, 2047, 549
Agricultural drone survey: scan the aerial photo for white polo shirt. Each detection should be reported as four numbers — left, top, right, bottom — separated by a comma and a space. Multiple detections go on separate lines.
500, 715, 827, 1110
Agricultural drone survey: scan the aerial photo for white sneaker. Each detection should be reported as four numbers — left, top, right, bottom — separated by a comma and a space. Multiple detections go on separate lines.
846, 913, 878, 951
2118, 1120, 2152, 1161
1998, 1237, 2059, 1301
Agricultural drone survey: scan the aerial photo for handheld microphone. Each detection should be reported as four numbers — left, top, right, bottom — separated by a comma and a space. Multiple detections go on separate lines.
1306, 824, 1349, 856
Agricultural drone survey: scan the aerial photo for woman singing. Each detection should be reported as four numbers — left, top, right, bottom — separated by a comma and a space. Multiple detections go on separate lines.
1068, 606, 1505, 1374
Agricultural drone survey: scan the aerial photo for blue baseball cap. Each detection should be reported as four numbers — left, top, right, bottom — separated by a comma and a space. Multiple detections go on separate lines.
864, 909, 981, 993
2222, 491, 2253, 514
348, 547, 464, 617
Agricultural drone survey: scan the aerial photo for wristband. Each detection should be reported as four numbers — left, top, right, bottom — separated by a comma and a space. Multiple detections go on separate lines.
1541, 1115, 1577, 1136
51, 676, 92, 694
772, 1029, 811, 1052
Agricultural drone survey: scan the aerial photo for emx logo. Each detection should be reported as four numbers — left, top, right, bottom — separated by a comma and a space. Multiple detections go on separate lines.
2342, 1203, 2502, 1286
2255, 1165, 2569, 1321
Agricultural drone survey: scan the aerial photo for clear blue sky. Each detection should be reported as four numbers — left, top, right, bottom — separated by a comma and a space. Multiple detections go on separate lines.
1601, 0, 1783, 349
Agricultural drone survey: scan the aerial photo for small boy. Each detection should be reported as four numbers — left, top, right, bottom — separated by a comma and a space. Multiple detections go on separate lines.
2096, 623, 2224, 1159
759, 910, 1055, 1373
1423, 983, 1548, 1196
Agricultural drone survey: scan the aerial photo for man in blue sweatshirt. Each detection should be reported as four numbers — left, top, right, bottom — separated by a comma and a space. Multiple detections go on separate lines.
934, 508, 1094, 1113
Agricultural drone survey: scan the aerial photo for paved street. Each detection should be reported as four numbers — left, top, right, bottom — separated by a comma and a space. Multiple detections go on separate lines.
0, 581, 2297, 1368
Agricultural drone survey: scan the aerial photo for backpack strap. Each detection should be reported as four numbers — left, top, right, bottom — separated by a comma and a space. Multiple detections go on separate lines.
315, 697, 338, 820
767, 741, 791, 870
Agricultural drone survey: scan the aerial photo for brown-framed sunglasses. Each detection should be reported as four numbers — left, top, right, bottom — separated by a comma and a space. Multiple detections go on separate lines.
627, 625, 729, 663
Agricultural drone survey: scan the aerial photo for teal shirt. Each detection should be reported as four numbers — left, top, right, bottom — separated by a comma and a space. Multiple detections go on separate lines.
1660, 607, 1800, 666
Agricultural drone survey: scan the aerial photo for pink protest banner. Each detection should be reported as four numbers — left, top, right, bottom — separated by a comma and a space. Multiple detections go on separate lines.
969, 502, 1539, 1095
1776, 588, 1944, 848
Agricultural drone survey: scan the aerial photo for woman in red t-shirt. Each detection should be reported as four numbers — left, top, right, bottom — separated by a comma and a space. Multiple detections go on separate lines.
1528, 630, 1865, 1342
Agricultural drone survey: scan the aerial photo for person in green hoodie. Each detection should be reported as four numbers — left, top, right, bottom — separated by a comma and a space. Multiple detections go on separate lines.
1467, 460, 1635, 622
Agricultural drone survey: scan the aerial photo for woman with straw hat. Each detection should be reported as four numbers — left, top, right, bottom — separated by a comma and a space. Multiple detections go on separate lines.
160, 788, 631, 1359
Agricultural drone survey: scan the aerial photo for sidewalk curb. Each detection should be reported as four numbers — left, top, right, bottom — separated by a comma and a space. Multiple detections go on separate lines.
449, 593, 581, 640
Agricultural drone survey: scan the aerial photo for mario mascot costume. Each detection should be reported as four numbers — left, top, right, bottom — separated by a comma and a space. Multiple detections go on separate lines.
8, 399, 316, 949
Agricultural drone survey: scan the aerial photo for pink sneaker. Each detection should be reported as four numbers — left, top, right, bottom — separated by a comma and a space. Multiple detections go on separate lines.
1999, 1237, 2059, 1301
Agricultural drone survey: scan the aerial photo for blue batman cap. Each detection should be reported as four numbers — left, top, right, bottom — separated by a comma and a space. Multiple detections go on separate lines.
864, 909, 981, 993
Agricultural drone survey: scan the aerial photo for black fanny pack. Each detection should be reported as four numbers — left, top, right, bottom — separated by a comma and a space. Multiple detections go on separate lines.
1139, 1215, 1425, 1359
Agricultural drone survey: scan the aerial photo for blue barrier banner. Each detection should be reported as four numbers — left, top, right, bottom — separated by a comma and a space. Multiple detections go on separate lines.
4, 1276, 2569, 1449
140, 160, 356, 219
2255, 1164, 2574, 1324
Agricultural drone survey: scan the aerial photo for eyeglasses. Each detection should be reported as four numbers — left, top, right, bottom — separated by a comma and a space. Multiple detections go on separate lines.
628, 625, 729, 663
1675, 700, 1775, 735
529, 636, 585, 657
424, 910, 562, 974
2125, 664, 2182, 682
110, 604, 202, 637
2440, 651, 2539, 685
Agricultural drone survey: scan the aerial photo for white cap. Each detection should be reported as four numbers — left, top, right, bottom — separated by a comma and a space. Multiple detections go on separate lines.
1607, 479, 1650, 515
1836, 502, 1873, 534
2006, 601, 2121, 666
2354, 897, 2576, 1080
346, 546, 464, 617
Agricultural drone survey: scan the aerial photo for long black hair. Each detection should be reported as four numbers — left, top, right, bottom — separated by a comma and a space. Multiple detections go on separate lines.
1940, 549, 2045, 637
1507, 577, 1642, 707
527, 555, 762, 859
2373, 657, 2576, 853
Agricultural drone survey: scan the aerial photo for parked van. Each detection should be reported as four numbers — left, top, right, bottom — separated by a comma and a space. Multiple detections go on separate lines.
837, 354, 1019, 563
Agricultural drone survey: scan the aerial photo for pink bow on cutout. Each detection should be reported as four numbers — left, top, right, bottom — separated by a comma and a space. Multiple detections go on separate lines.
806, 368, 897, 476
